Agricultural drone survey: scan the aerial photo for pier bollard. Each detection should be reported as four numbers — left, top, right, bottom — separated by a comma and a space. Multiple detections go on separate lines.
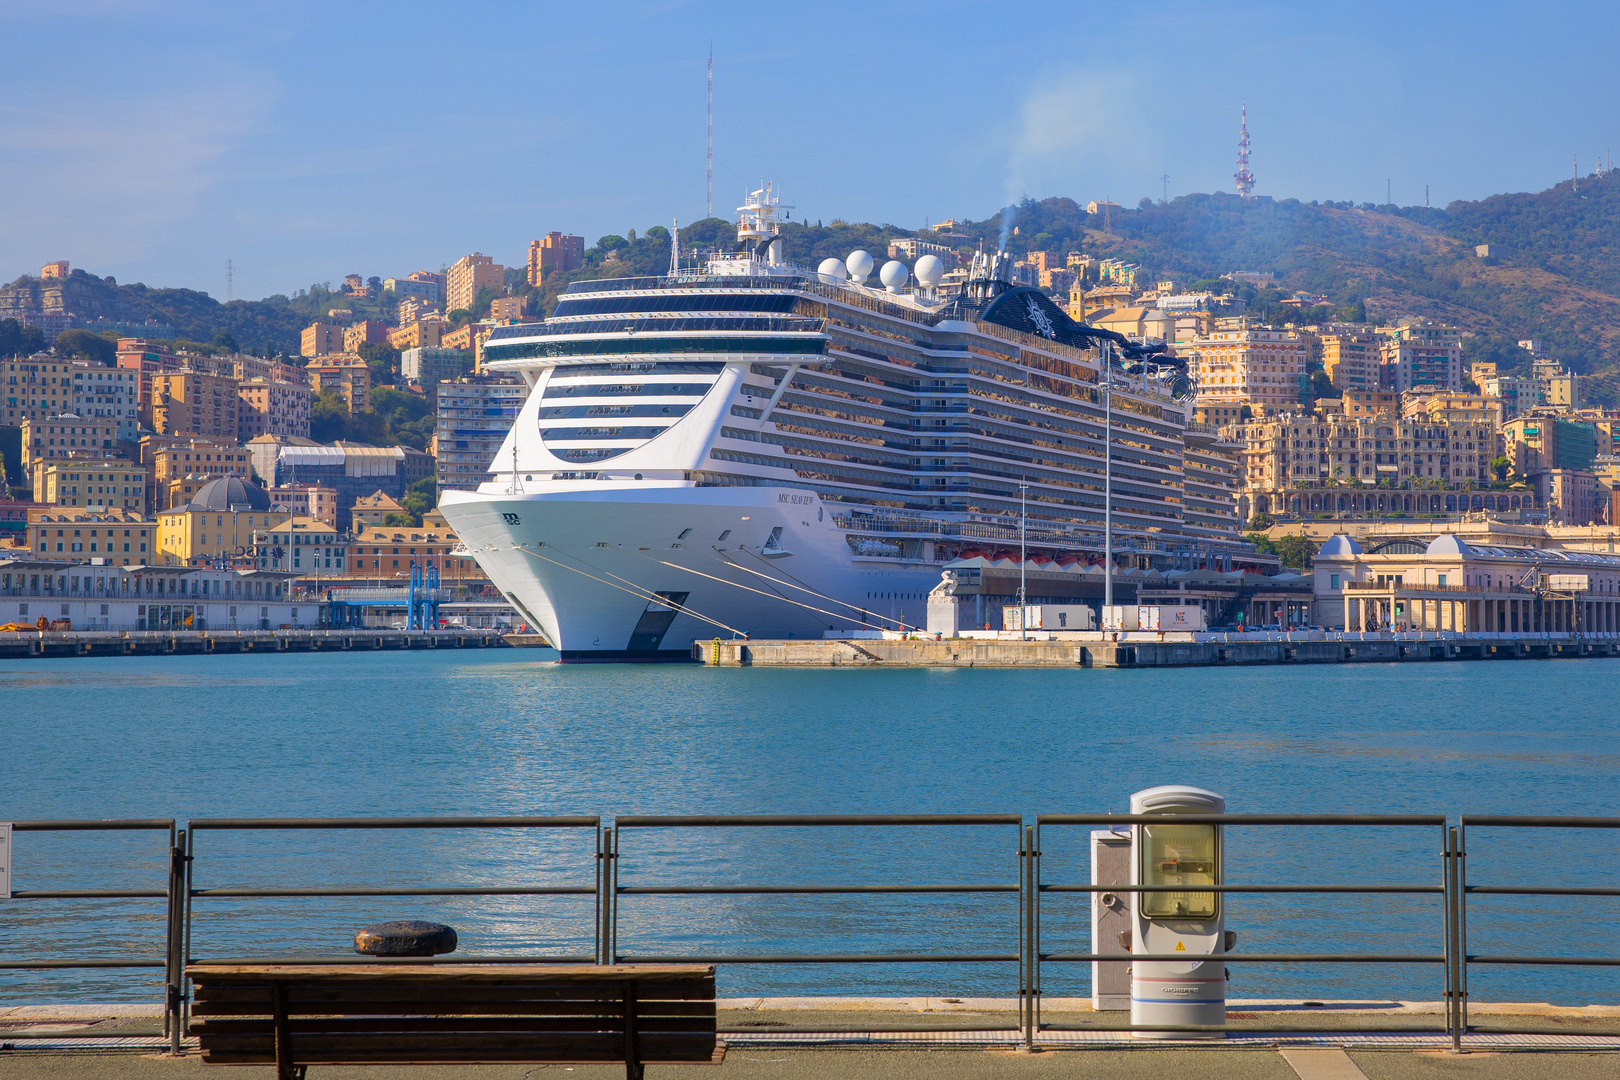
354, 920, 458, 958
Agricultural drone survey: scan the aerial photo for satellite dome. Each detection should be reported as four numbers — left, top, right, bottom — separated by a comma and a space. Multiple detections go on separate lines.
846, 250, 874, 282
817, 257, 848, 280
914, 254, 945, 286
879, 260, 909, 291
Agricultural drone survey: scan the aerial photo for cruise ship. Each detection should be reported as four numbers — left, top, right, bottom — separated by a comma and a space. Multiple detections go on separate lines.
439, 187, 1247, 659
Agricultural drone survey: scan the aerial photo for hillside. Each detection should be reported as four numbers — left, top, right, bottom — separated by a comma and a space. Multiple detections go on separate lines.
5, 173, 1619, 403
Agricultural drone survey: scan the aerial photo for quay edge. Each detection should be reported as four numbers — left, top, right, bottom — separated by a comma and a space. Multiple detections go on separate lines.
0, 629, 510, 660
696, 634, 1620, 668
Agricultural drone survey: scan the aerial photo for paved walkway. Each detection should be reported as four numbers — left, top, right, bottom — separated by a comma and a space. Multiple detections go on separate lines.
3, 999, 1617, 1080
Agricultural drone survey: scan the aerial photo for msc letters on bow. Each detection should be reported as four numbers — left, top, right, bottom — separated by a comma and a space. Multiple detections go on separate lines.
0, 823, 11, 899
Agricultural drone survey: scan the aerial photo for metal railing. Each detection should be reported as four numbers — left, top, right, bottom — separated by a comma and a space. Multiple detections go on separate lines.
1456, 816, 1620, 1042
1030, 814, 1452, 1048
181, 816, 603, 1048
609, 814, 1026, 1035
0, 820, 180, 1046
3, 811, 1617, 1053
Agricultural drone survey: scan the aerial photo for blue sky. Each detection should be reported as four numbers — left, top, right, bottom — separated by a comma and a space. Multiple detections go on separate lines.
1, 1, 1614, 300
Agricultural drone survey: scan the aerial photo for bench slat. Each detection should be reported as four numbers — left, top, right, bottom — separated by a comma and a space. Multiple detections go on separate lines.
197, 1032, 716, 1057
194, 1016, 715, 1035
187, 964, 708, 982
193, 980, 713, 1007
193, 998, 717, 1019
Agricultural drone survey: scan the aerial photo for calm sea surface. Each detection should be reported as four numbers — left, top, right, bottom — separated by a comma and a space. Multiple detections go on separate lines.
2, 651, 1616, 1006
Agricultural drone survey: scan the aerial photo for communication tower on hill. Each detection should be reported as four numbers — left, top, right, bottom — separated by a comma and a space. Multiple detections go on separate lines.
1234, 104, 1255, 199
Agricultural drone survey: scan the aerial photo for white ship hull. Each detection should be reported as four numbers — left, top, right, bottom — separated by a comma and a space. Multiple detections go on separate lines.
439, 484, 942, 660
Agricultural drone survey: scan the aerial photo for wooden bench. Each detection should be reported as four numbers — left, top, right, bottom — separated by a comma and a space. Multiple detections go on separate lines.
186, 964, 721, 1080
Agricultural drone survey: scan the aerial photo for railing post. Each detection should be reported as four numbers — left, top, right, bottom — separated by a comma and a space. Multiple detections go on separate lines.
165, 828, 188, 1055
1446, 825, 1463, 1053
1456, 821, 1468, 1051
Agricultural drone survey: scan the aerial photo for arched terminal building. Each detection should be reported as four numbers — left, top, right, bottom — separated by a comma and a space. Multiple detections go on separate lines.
1312, 531, 1620, 633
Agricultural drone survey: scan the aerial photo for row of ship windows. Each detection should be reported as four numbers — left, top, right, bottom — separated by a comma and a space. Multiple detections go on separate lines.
485, 337, 826, 361
549, 293, 800, 318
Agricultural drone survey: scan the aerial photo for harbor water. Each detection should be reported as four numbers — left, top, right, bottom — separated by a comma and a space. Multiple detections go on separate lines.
2, 651, 1616, 1006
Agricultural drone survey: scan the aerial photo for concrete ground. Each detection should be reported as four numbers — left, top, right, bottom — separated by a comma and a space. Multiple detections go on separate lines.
2, 1049, 1619, 1080
3, 1000, 1617, 1080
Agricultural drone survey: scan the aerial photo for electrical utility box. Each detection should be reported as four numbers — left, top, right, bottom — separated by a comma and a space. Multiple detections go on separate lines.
1129, 784, 1227, 1039
1090, 828, 1132, 1010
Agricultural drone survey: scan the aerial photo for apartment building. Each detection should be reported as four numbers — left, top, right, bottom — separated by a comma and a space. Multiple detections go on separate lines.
401, 347, 469, 389
434, 377, 525, 491
527, 233, 585, 285
1481, 375, 1540, 419
149, 439, 253, 511
446, 253, 503, 313
397, 296, 441, 325
150, 371, 240, 439
237, 378, 314, 441
1378, 323, 1463, 393
36, 460, 147, 512
305, 355, 372, 413
1191, 327, 1308, 414
385, 274, 443, 304
1223, 411, 1496, 521
3, 357, 81, 425
301, 322, 345, 358
389, 320, 444, 350
343, 319, 392, 354
156, 477, 291, 566
1320, 330, 1380, 392
67, 362, 141, 440
24, 509, 157, 565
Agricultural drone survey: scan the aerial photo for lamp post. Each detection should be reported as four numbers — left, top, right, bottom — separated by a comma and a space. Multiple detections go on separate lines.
1018, 480, 1029, 640
1104, 341, 1114, 609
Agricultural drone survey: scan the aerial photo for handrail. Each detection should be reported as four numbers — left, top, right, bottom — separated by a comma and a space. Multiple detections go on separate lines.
611, 814, 1026, 1037
1031, 813, 1453, 1049
0, 819, 180, 1049
4, 810, 1615, 1053
1454, 816, 1620, 1040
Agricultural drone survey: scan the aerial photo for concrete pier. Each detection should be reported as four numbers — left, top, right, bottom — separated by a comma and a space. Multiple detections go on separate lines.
0, 628, 510, 659
697, 632, 1620, 668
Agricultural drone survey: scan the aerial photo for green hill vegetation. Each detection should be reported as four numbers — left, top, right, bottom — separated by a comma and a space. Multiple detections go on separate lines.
7, 173, 1620, 403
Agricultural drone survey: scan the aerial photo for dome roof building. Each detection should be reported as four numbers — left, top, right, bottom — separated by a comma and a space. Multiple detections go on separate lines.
187, 477, 272, 513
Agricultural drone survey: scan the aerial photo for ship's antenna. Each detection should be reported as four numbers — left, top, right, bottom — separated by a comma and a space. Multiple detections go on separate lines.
511, 437, 522, 495
670, 218, 680, 277
705, 44, 713, 219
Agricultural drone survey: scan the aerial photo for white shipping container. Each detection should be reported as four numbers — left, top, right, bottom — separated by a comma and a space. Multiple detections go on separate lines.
1134, 605, 1207, 631
1159, 605, 1207, 631
1102, 605, 1138, 631
1002, 605, 1039, 630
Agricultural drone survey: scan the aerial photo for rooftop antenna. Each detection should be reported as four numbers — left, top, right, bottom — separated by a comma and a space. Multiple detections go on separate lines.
1234, 104, 1255, 199
705, 45, 713, 219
